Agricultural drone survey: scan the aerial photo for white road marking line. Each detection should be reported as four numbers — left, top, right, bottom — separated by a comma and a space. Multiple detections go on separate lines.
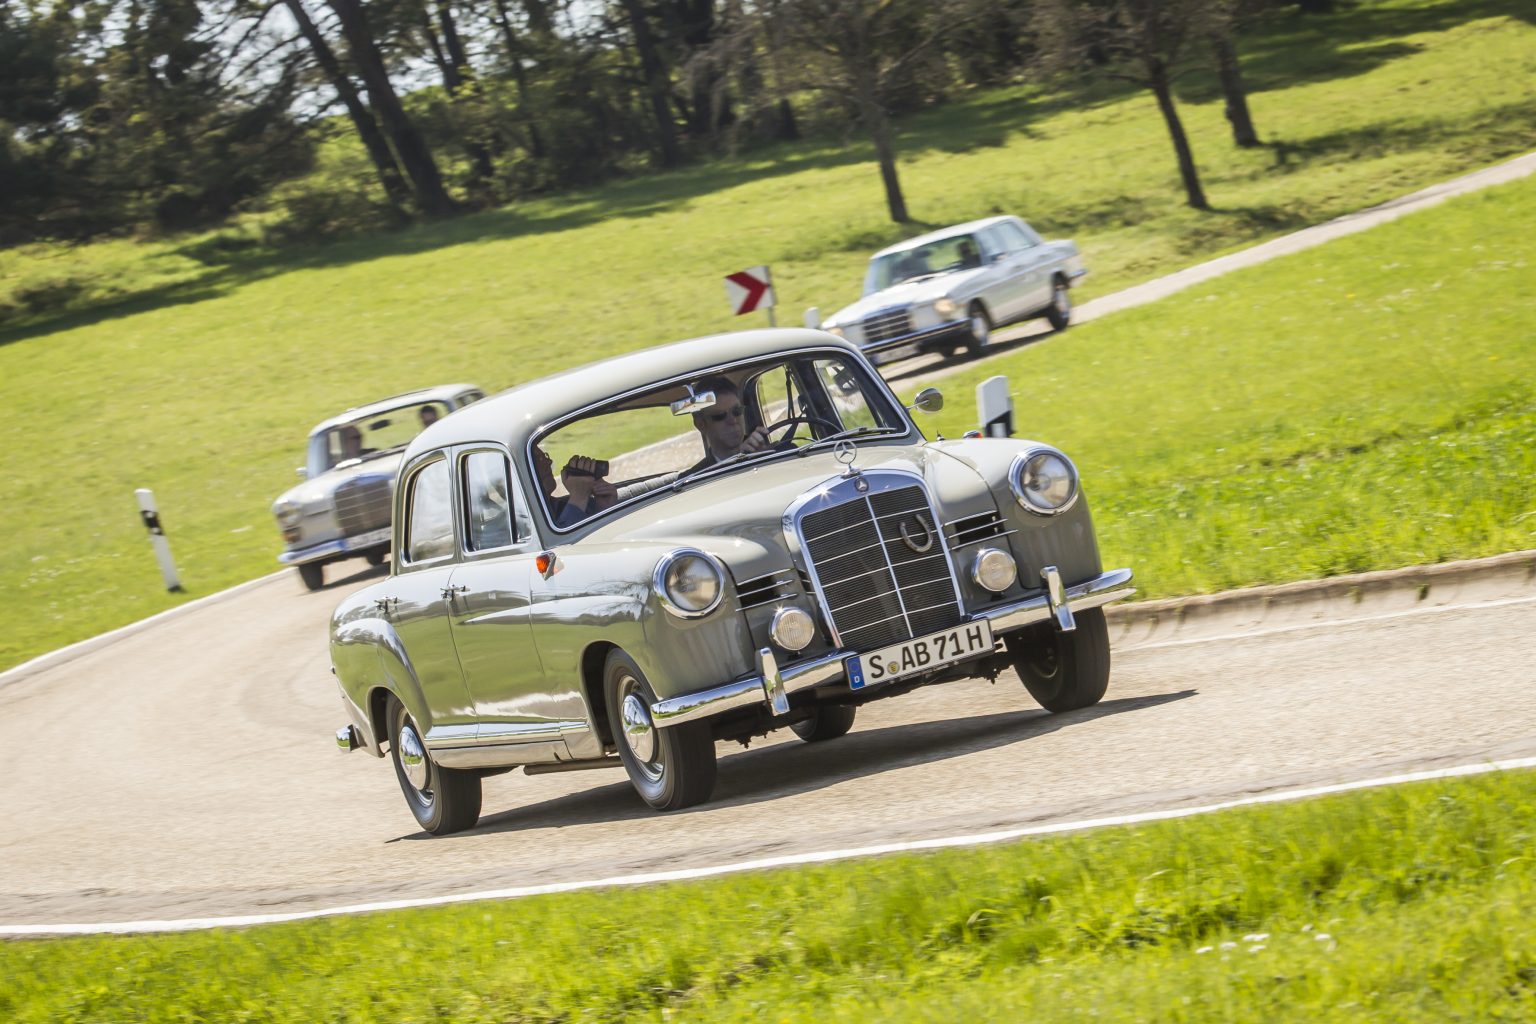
6, 755, 1535, 937
1119, 594, 1536, 652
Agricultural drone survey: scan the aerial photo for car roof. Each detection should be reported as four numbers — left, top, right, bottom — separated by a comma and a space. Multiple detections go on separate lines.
405, 328, 865, 459
870, 215, 1020, 259
308, 384, 481, 437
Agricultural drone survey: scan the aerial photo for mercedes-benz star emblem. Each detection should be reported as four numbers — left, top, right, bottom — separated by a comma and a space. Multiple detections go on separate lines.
833, 440, 857, 465
899, 517, 934, 553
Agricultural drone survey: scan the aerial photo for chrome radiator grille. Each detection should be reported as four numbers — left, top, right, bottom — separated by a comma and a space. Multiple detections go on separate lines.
862, 307, 911, 345
334, 476, 392, 534
798, 484, 962, 650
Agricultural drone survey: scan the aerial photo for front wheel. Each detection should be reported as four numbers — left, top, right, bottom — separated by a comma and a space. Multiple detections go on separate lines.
388, 697, 482, 835
965, 303, 992, 357
297, 561, 324, 591
605, 650, 717, 810
791, 704, 857, 743
1045, 279, 1072, 332
1005, 607, 1110, 712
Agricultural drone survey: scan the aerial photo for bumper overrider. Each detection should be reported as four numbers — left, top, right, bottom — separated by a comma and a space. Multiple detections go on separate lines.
650, 566, 1134, 728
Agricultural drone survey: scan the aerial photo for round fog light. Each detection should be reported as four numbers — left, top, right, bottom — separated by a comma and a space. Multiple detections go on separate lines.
972, 547, 1018, 593
770, 606, 816, 651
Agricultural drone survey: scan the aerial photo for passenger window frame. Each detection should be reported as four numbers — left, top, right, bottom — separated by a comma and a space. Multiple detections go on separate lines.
456, 444, 536, 559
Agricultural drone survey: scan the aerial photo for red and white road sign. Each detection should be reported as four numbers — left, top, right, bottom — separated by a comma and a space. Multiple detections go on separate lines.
724, 266, 775, 316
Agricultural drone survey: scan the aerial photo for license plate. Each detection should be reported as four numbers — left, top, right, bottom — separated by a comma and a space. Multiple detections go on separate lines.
847, 620, 994, 689
347, 527, 391, 549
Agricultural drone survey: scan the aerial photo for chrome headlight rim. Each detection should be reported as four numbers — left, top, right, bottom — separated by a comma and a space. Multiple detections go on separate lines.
971, 547, 1018, 593
1009, 447, 1080, 517
770, 605, 816, 651
653, 547, 726, 619
272, 499, 302, 528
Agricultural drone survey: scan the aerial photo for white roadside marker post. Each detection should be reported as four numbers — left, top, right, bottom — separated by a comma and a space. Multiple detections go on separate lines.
976, 375, 1014, 438
135, 488, 184, 593
804, 306, 821, 329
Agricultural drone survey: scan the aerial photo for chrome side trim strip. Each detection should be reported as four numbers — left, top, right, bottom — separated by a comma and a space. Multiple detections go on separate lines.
649, 568, 1134, 728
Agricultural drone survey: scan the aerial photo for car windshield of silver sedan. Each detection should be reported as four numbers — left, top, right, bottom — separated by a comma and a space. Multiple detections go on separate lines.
308, 401, 448, 475
864, 232, 984, 294
532, 351, 908, 530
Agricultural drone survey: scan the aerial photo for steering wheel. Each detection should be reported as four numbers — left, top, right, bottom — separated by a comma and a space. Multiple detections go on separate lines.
762, 415, 842, 447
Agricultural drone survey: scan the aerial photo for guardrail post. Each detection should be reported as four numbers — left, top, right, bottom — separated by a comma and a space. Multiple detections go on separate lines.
134, 488, 184, 593
976, 375, 1014, 437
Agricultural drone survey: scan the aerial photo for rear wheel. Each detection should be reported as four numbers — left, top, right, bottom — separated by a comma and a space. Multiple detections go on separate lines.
965, 303, 992, 357
1005, 607, 1110, 712
387, 696, 482, 835
297, 562, 324, 591
791, 704, 857, 743
605, 650, 717, 810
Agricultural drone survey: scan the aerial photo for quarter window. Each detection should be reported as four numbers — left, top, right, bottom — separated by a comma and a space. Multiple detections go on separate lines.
404, 458, 454, 563
462, 450, 516, 552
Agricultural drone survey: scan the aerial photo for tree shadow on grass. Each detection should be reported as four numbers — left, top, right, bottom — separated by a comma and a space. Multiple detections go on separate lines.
414, 689, 1196, 839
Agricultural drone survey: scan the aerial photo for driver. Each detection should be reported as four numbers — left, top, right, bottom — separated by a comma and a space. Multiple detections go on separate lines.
687, 377, 772, 474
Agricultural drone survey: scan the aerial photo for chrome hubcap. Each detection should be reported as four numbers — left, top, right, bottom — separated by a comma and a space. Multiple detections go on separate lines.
1054, 286, 1070, 314
971, 315, 987, 340
621, 691, 657, 764
398, 722, 429, 791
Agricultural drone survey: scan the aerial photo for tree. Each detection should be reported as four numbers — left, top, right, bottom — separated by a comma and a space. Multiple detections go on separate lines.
1036, 0, 1219, 210
1208, 0, 1258, 147
759, 0, 962, 223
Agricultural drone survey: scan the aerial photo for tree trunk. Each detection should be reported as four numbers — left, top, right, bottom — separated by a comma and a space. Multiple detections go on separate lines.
284, 0, 410, 214
491, 0, 546, 158
616, 0, 681, 167
326, 0, 456, 216
1148, 65, 1208, 210
856, 91, 908, 223
1209, 29, 1259, 147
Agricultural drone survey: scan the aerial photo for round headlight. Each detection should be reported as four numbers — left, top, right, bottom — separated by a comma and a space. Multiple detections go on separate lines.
770, 606, 816, 651
273, 500, 301, 528
654, 549, 725, 618
934, 297, 959, 318
972, 547, 1018, 593
1011, 449, 1079, 515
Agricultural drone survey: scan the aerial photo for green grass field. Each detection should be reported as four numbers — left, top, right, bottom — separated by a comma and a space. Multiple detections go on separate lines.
5, 767, 1534, 1022
1, 0, 1534, 670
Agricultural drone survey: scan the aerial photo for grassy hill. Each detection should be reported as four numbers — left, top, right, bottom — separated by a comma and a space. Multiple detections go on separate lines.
1, 0, 1534, 671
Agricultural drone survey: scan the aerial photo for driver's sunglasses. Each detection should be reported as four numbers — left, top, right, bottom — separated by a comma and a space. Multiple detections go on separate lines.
708, 405, 745, 422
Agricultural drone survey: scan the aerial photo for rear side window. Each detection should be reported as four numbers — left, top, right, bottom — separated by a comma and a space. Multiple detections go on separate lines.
404, 458, 454, 563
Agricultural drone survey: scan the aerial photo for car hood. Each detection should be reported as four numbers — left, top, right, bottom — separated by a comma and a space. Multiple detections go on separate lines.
581, 442, 998, 580
824, 269, 988, 326
274, 451, 404, 511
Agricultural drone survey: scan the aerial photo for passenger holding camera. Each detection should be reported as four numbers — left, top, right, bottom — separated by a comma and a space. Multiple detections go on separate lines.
534, 447, 617, 528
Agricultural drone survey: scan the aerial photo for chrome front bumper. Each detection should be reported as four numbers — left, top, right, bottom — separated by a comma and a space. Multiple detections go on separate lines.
651, 566, 1134, 728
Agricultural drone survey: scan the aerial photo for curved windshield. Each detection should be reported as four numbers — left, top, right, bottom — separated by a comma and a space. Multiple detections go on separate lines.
307, 400, 450, 475
863, 232, 983, 294
532, 351, 909, 531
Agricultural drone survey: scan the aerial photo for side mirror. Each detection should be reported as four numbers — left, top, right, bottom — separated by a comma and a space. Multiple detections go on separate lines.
909, 387, 944, 413
295, 467, 308, 479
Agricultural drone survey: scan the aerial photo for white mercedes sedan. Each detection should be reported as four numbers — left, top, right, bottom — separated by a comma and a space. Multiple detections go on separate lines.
822, 215, 1086, 364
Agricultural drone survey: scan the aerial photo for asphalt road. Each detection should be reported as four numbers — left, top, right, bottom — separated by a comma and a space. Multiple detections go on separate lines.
3, 558, 1533, 929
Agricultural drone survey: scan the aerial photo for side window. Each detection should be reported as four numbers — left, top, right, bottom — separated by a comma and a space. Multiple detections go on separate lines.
998, 221, 1035, 251
460, 390, 484, 405
1018, 221, 1044, 246
977, 227, 1006, 261
404, 458, 454, 564
815, 358, 879, 431
462, 450, 516, 552
752, 365, 801, 430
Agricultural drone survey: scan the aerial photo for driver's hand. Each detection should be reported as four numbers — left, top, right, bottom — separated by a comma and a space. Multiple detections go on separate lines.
741, 426, 770, 453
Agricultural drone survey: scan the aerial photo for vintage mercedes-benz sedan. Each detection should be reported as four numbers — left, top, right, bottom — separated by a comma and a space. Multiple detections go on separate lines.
821, 215, 1086, 363
330, 330, 1133, 834
273, 384, 485, 590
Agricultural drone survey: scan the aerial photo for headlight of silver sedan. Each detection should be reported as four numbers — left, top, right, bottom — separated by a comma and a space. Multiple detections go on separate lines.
273, 500, 302, 528
1009, 448, 1079, 516
933, 297, 959, 318
654, 549, 725, 618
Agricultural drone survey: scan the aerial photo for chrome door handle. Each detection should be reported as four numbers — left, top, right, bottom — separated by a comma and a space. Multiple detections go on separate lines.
442, 585, 470, 599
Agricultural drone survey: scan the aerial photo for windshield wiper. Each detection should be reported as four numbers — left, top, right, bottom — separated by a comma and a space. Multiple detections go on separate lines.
796, 426, 903, 456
